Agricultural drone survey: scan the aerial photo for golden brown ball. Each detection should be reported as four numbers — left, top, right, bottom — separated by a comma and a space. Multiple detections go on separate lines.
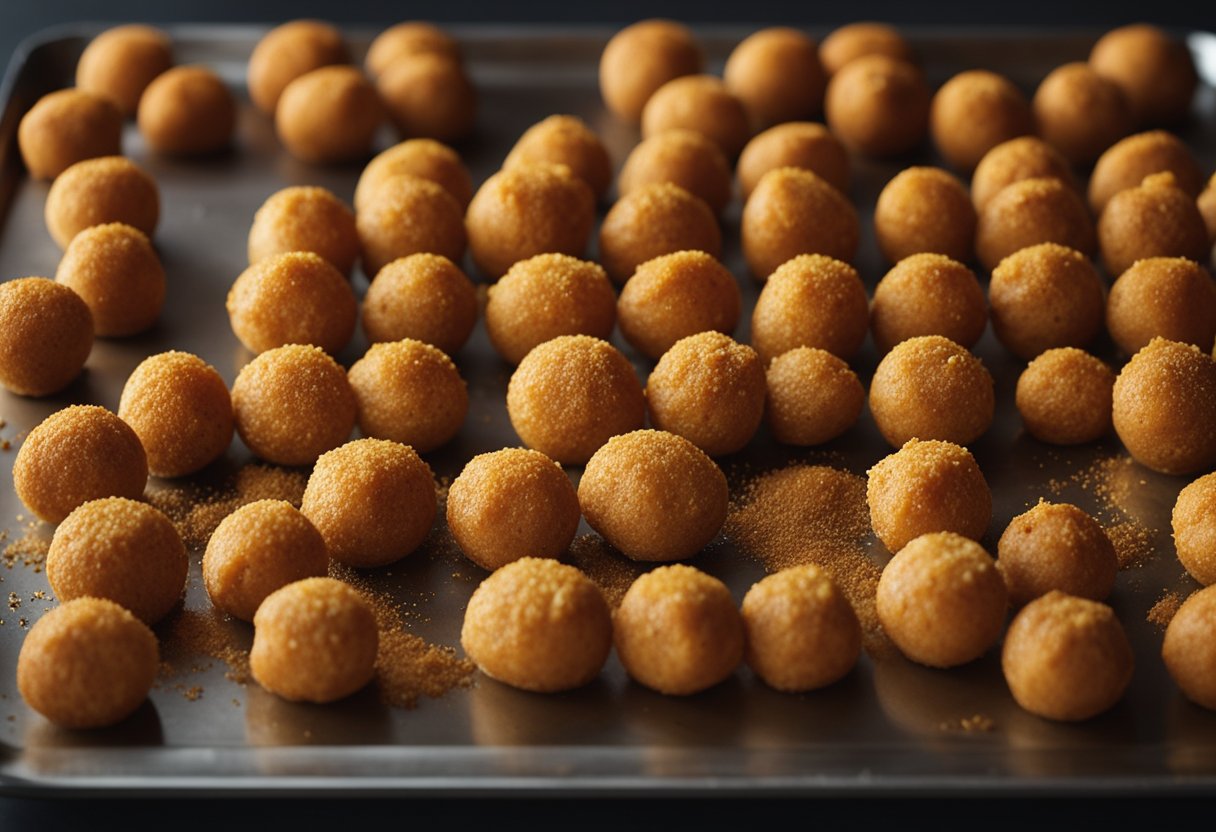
1015, 347, 1115, 445
356, 174, 466, 279
617, 250, 739, 360
248, 186, 359, 276
1089, 23, 1197, 126
1098, 172, 1209, 276
1033, 62, 1133, 166
55, 222, 164, 337
45, 156, 159, 249
870, 253, 986, 353
365, 21, 460, 79
1088, 130, 1204, 214
641, 74, 752, 159
976, 177, 1096, 272
736, 121, 849, 200
377, 52, 476, 142
618, 129, 732, 216
247, 19, 348, 116
1172, 473, 1216, 585
0, 277, 93, 396
741, 168, 860, 279
819, 22, 913, 76
18, 89, 122, 180
764, 347, 864, 446
931, 69, 1033, 172
824, 54, 929, 158
1107, 257, 1216, 355
724, 27, 825, 128
970, 135, 1078, 212
504, 115, 611, 200
137, 65, 235, 156
347, 339, 467, 452
598, 20, 704, 123
598, 183, 722, 284
363, 253, 477, 355
998, 502, 1118, 606
873, 166, 975, 264
1163, 585, 1216, 709
276, 66, 383, 164
750, 253, 868, 362
76, 24, 173, 117
356, 139, 472, 213
227, 251, 356, 356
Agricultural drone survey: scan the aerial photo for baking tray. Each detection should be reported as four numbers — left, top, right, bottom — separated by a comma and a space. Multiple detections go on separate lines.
1, 23, 1215, 797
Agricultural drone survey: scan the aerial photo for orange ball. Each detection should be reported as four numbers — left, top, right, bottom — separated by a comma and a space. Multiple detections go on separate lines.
45, 156, 159, 249
275, 66, 383, 164
741, 168, 859, 278
1089, 23, 1197, 126
618, 129, 733, 216
355, 139, 473, 212
819, 22, 913, 76
248, 186, 359, 276
598, 183, 721, 284
356, 174, 466, 278
247, 19, 348, 115
76, 24, 173, 116
365, 21, 460, 78
750, 254, 868, 363
599, 20, 703, 122
870, 253, 986, 354
931, 69, 1033, 172
873, 166, 975, 264
18, 89, 122, 180
641, 74, 752, 159
724, 27, 825, 128
971, 136, 1078, 212
824, 55, 929, 158
362, 253, 478, 355
0, 277, 93, 396
377, 52, 476, 142
737, 121, 850, 199
503, 115, 611, 200
137, 65, 236, 156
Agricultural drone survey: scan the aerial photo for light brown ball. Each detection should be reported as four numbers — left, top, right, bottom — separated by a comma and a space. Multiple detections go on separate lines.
742, 168, 860, 279
1172, 473, 1216, 585
598, 20, 704, 122
1163, 585, 1216, 709
17, 598, 158, 729
504, 115, 611, 200
1015, 348, 1115, 445
45, 156, 159, 249
13, 406, 147, 524
1098, 172, 1209, 277
824, 55, 929, 158
1033, 62, 1133, 166
931, 70, 1033, 172
617, 250, 740, 360
76, 24, 173, 116
874, 166, 975, 264
724, 28, 825, 128
118, 351, 233, 478
765, 347, 864, 446
247, 19, 348, 116
356, 175, 466, 280
971, 136, 1078, 212
1107, 257, 1216, 355
976, 177, 1096, 272
819, 22, 913, 76
55, 222, 164, 337
998, 502, 1118, 606
1200, 174, 1216, 245
737, 121, 849, 199
1089, 23, 1197, 126
614, 564, 743, 695
1088, 130, 1204, 214
18, 89, 122, 180
365, 21, 460, 78
276, 66, 383, 164
347, 339, 467, 452
989, 242, 1105, 359
137, 65, 235, 156
363, 253, 477, 355
377, 52, 475, 142
751, 253, 868, 362
641, 74, 752, 159
248, 186, 359, 276
619, 129, 733, 216
870, 253, 986, 353
0, 277, 93, 396
355, 139, 472, 212
598, 183, 721, 284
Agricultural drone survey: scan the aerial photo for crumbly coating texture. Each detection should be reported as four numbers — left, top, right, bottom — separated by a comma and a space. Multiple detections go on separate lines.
137, 65, 235, 156
18, 89, 122, 180
613, 564, 743, 695
447, 448, 580, 571
1112, 337, 1216, 474
347, 339, 468, 452
1162, 585, 1216, 709
866, 439, 991, 554
17, 598, 158, 729
1002, 591, 1134, 721
619, 128, 733, 215
617, 250, 740, 360
503, 115, 612, 199
506, 335, 645, 464
971, 136, 1078, 211
724, 28, 825, 128
0, 277, 93, 396
45, 156, 159, 249
76, 24, 173, 116
47, 497, 187, 625
356, 174, 466, 279
975, 177, 1096, 272
599, 20, 704, 122
750, 253, 868, 362
248, 186, 359, 276
998, 502, 1118, 606
869, 335, 994, 448
742, 168, 859, 278
1088, 130, 1203, 214
765, 346, 865, 446
55, 222, 164, 337
13, 405, 147, 524
1171, 473, 1216, 585
640, 74, 752, 159
461, 558, 611, 692
931, 70, 1033, 172
231, 344, 355, 466
227, 252, 357, 356
824, 55, 929, 158
118, 350, 233, 477
355, 139, 473, 212
736, 121, 849, 199
276, 66, 384, 164
1098, 172, 1209, 277
874, 166, 975, 264
1089, 24, 1197, 126
376, 52, 475, 142
364, 21, 460, 78
251, 577, 379, 703
871, 253, 986, 353
466, 163, 595, 279
1033, 62, 1133, 166
598, 183, 721, 284
1107, 256, 1216, 355
247, 20, 348, 115
819, 22, 914, 76
1015, 347, 1115, 445
989, 242, 1105, 360
203, 500, 328, 621
304, 442, 435, 572
363, 253, 477, 355
485, 253, 615, 365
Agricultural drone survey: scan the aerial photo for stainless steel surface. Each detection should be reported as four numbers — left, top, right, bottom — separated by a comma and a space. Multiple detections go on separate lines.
0, 25, 1215, 795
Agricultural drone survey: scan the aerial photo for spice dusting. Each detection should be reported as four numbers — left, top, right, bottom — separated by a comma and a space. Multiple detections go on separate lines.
567, 533, 647, 609
1147, 590, 1185, 629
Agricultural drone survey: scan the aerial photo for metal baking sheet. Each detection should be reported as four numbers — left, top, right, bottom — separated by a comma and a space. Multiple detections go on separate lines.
1, 24, 1215, 796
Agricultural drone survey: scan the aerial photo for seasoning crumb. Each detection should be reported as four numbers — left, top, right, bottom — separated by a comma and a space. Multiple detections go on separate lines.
2, 525, 50, 571
157, 607, 251, 685
17, 618, 27, 628
940, 714, 995, 732
1106, 521, 1154, 570
566, 533, 646, 609
7, 592, 19, 610
1147, 590, 1185, 629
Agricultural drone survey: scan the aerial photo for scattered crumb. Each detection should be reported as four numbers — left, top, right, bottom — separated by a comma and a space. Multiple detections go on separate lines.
1107, 521, 1154, 570
1148, 590, 1185, 629
566, 534, 646, 609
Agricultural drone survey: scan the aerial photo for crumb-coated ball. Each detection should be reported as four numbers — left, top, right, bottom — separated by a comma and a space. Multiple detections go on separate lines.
231, 344, 356, 466
614, 564, 743, 695
737, 121, 849, 199
1113, 337, 1216, 475
1090, 24, 1197, 126
765, 347, 864, 446
506, 335, 645, 465
137, 65, 235, 156
1172, 473, 1216, 585
724, 28, 825, 128
355, 139, 473, 213
55, 223, 164, 337
1002, 591, 1133, 721
485, 254, 615, 365
466, 163, 595, 279
118, 351, 233, 478
598, 183, 721, 284
17, 598, 158, 729
989, 242, 1105, 360
347, 339, 467, 452
931, 70, 1033, 172
504, 115, 611, 200
45, 156, 158, 249
1016, 348, 1115, 445
18, 89, 122, 180
646, 332, 765, 457
874, 166, 975, 264
819, 22, 913, 76
877, 532, 1007, 668
1098, 172, 1209, 277
462, 558, 611, 692
825, 55, 929, 158
363, 253, 477, 355
356, 176, 466, 281
641, 74, 751, 159
971, 136, 1078, 212
203, 500, 328, 622
976, 177, 1096, 272
276, 66, 382, 164
1033, 62, 1132, 166
448, 448, 580, 571
618, 129, 732, 216
247, 19, 347, 115
1088, 130, 1204, 214
998, 502, 1117, 606
0, 277, 92, 396
1163, 585, 1216, 709
751, 253, 868, 362
742, 565, 860, 691
1107, 257, 1216, 355
742, 168, 859, 278
301, 439, 436, 568
1200, 174, 1216, 244
617, 250, 740, 360
251, 577, 378, 703
248, 186, 359, 276
867, 439, 991, 554
364, 21, 460, 78
47, 497, 186, 625
13, 406, 147, 524
599, 20, 704, 123
76, 24, 172, 116
871, 253, 986, 353
377, 52, 475, 142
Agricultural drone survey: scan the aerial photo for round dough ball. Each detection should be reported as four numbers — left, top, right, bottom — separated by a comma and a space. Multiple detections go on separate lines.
347, 339, 467, 452
1199, 174, 1216, 245
1162, 585, 1216, 709
989, 242, 1105, 360
1107, 257, 1216, 355
824, 55, 929, 158
47, 497, 186, 625
1098, 172, 1209, 277
617, 250, 740, 360
17, 598, 157, 729
355, 139, 472, 212
251, 577, 378, 703
447, 448, 580, 571
247, 19, 348, 115
613, 564, 743, 695
1088, 130, 1204, 214
506, 335, 645, 465
1002, 591, 1133, 721
203, 500, 328, 622
231, 344, 356, 466
13, 405, 147, 524
819, 22, 913, 76
356, 174, 466, 279
765, 346, 864, 446
724, 27, 825, 128
377, 52, 475, 142
55, 222, 164, 337
641, 74, 751, 159
971, 135, 1078, 212
931, 69, 1033, 172
504, 115, 611, 199
598, 183, 721, 284
870, 253, 986, 353
462, 558, 610, 692
1033, 62, 1133, 166
1171, 473, 1216, 585
742, 168, 859, 279
998, 502, 1118, 606
227, 251, 356, 356
618, 129, 732, 216
0, 277, 92, 396
45, 156, 159, 249
365, 21, 460, 78
751, 253, 868, 362
873, 166, 975, 264
137, 65, 235, 156
18, 89, 122, 180
976, 177, 1096, 272
599, 20, 704, 122
1089, 23, 1197, 126
276, 66, 383, 164
118, 350, 234, 478
363, 253, 477, 355
76, 24, 173, 116
1015, 347, 1115, 445
248, 186, 359, 276
867, 438, 991, 555
737, 121, 849, 200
